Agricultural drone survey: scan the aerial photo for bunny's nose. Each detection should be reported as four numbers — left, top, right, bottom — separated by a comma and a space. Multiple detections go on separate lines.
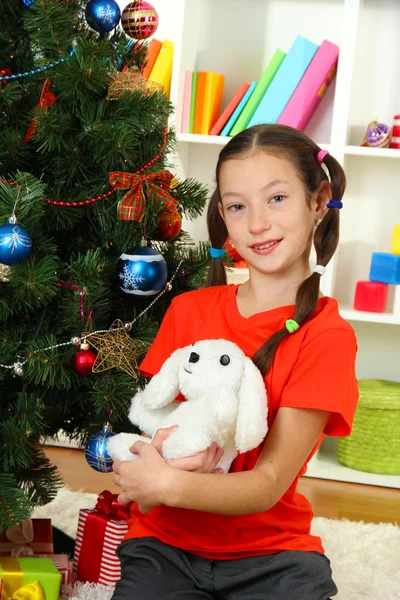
189, 352, 200, 363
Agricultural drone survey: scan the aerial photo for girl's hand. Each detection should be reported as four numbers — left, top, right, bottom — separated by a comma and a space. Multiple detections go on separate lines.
112, 441, 172, 509
150, 426, 225, 474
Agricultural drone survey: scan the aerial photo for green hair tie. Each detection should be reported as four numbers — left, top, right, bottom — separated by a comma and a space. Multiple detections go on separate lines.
286, 319, 300, 334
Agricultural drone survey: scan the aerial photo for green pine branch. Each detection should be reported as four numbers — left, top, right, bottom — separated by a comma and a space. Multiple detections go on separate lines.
0, 473, 33, 532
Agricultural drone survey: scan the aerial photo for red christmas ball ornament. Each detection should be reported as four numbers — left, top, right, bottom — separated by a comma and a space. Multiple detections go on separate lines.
154, 210, 182, 241
121, 1, 159, 40
73, 343, 96, 376
225, 237, 243, 262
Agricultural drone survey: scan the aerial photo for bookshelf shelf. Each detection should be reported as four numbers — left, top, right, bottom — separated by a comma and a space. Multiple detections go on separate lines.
339, 306, 400, 326
176, 133, 231, 146
159, 0, 400, 489
345, 145, 400, 159
177, 133, 332, 152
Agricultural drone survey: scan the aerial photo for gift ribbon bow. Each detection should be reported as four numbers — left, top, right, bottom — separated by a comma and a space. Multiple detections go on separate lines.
5, 519, 34, 557
109, 170, 177, 222
3, 580, 44, 600
95, 490, 130, 521
25, 78, 56, 142
0, 557, 45, 600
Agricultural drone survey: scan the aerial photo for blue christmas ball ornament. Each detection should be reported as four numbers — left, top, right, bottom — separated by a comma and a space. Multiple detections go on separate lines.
0, 218, 32, 266
85, 0, 121, 34
117, 245, 168, 296
23, 0, 35, 7
84, 424, 116, 473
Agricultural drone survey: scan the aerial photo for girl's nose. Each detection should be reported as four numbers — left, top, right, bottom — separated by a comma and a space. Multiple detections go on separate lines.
247, 206, 271, 235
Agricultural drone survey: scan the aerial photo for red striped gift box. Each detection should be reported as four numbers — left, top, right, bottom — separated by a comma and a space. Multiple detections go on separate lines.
73, 491, 130, 587
390, 115, 400, 149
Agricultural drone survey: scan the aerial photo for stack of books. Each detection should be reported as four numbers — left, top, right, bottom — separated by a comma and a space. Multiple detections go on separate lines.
143, 38, 174, 99
180, 71, 225, 134
180, 34, 339, 137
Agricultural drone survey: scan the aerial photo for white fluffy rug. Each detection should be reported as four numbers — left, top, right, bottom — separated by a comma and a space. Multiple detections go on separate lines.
32, 487, 400, 600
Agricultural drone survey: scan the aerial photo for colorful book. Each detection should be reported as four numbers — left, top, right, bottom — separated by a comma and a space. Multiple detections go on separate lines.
210, 81, 251, 136
221, 81, 257, 137
143, 39, 162, 80
277, 40, 339, 131
180, 70, 193, 134
149, 39, 174, 98
193, 71, 207, 134
230, 50, 286, 136
248, 35, 319, 127
201, 72, 225, 135
189, 72, 198, 133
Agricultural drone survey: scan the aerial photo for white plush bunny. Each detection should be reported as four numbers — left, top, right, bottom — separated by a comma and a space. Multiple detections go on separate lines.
107, 339, 268, 473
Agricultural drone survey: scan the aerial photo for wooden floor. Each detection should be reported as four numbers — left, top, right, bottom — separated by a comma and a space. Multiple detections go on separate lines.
44, 446, 400, 525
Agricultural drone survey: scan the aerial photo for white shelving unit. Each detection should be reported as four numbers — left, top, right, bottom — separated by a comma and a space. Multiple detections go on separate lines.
152, 0, 400, 489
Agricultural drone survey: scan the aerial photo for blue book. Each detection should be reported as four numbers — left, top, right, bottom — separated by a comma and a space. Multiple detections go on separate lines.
248, 35, 319, 126
221, 81, 257, 136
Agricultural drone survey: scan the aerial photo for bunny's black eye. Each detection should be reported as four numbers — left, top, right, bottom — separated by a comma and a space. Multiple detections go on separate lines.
220, 355, 230, 366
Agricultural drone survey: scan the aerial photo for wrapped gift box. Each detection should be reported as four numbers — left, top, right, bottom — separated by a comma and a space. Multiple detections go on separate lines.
73, 491, 129, 587
20, 554, 71, 598
0, 557, 61, 600
0, 519, 53, 557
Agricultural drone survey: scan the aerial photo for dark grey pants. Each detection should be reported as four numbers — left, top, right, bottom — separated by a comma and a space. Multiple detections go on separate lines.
112, 537, 338, 600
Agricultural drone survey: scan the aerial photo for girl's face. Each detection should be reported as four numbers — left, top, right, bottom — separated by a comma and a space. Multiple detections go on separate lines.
218, 151, 325, 279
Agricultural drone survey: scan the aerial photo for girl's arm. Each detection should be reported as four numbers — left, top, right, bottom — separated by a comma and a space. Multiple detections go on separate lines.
113, 406, 330, 514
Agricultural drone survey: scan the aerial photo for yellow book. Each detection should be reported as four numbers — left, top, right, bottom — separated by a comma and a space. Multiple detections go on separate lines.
149, 40, 174, 98
201, 72, 225, 135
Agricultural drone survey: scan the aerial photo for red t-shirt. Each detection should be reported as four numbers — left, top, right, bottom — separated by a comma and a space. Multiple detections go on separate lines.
125, 284, 358, 560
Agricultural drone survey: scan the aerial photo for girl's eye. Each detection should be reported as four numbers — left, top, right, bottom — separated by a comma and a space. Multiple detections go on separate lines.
269, 194, 285, 204
227, 204, 244, 212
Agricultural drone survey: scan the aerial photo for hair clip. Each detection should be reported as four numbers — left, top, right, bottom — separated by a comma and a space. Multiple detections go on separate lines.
313, 265, 326, 276
327, 199, 343, 209
317, 149, 329, 163
209, 247, 225, 259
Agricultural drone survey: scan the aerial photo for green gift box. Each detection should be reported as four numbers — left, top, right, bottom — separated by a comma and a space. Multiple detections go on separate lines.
0, 557, 61, 600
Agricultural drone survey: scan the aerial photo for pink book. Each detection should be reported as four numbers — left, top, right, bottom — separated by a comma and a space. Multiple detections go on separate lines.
181, 70, 193, 133
210, 81, 251, 135
278, 40, 339, 131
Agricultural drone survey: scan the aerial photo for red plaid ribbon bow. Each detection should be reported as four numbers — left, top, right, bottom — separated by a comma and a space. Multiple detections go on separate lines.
109, 169, 177, 222
25, 78, 56, 142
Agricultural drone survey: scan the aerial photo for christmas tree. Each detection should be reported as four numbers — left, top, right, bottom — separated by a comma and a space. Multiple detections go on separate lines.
0, 0, 208, 531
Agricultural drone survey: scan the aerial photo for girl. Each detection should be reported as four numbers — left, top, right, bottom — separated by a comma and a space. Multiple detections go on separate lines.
111, 124, 358, 600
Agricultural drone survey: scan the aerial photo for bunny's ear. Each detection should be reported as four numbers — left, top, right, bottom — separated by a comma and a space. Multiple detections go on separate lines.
235, 357, 268, 453
139, 346, 186, 409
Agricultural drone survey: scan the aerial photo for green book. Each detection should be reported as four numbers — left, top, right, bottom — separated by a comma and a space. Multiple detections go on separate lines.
189, 72, 198, 133
230, 49, 286, 136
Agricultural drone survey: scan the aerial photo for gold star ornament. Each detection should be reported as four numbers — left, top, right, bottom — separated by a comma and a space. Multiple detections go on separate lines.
86, 319, 150, 379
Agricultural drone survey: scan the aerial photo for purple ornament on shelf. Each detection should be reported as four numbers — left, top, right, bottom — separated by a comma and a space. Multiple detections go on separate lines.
363, 120, 392, 148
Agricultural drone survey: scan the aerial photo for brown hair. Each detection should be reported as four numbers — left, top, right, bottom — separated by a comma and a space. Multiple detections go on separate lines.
206, 124, 346, 377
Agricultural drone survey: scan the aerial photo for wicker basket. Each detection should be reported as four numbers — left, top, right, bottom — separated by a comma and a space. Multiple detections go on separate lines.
337, 379, 400, 475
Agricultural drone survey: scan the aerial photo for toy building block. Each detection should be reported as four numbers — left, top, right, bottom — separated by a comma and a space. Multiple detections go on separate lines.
369, 252, 400, 284
354, 280, 388, 312
391, 225, 400, 255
